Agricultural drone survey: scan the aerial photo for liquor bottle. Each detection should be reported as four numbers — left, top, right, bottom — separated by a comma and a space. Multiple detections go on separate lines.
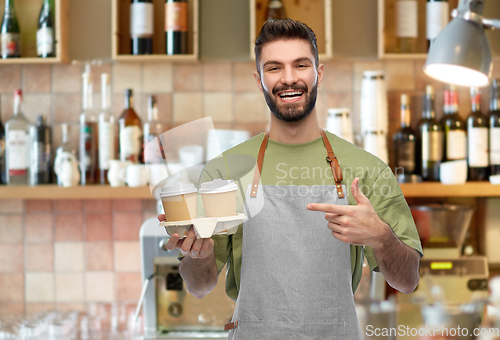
467, 87, 489, 181
143, 95, 168, 164
165, 0, 188, 55
5, 90, 30, 185
395, 0, 418, 53
0, 96, 5, 184
265, 0, 287, 22
130, 0, 153, 55
55, 123, 76, 186
79, 70, 98, 185
489, 79, 500, 176
98, 73, 115, 184
393, 94, 416, 177
419, 85, 443, 181
119, 89, 142, 163
442, 85, 466, 161
0, 0, 21, 58
30, 115, 52, 185
426, 0, 449, 50
37, 0, 55, 58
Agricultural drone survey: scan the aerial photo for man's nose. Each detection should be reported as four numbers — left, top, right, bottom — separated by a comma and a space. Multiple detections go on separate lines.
281, 66, 298, 85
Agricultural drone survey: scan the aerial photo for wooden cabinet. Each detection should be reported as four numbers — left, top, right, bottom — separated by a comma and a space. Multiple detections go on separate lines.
0, 0, 69, 64
112, 0, 198, 62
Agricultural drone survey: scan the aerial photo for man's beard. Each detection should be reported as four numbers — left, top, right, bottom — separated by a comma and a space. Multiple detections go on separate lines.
263, 82, 318, 123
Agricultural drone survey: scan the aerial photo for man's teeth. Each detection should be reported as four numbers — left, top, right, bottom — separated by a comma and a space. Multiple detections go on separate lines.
279, 91, 303, 98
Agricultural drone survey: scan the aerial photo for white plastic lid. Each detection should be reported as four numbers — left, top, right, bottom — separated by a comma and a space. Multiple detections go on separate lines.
199, 179, 237, 194
160, 181, 197, 197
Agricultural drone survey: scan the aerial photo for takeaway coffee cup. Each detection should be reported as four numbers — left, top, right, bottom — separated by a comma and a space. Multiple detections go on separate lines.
160, 182, 198, 222
199, 179, 238, 217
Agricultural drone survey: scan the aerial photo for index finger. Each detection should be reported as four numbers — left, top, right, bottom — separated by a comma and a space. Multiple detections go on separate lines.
307, 203, 348, 215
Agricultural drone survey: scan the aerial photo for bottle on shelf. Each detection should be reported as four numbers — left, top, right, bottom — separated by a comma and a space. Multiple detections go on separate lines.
165, 0, 188, 55
143, 95, 168, 164
467, 87, 489, 181
426, 0, 449, 50
0, 0, 21, 58
130, 0, 153, 55
442, 85, 466, 162
265, 0, 287, 22
489, 79, 500, 176
0, 95, 5, 184
37, 0, 55, 58
393, 94, 416, 179
5, 90, 30, 185
79, 68, 98, 185
98, 73, 115, 185
395, 0, 418, 54
55, 123, 77, 186
119, 89, 143, 163
30, 115, 52, 185
419, 85, 443, 181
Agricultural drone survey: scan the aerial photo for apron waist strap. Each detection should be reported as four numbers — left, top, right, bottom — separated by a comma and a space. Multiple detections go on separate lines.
224, 321, 238, 331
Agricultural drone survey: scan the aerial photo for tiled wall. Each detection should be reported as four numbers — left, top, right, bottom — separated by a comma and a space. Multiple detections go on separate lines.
1, 59, 500, 316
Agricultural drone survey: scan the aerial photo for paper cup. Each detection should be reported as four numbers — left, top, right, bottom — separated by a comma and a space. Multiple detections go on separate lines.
199, 179, 238, 217
160, 182, 198, 221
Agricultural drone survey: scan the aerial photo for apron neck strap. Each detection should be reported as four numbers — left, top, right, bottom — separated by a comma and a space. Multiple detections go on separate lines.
250, 129, 345, 198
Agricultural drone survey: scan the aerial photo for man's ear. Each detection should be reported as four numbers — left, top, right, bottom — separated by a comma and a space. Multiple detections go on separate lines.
253, 71, 263, 93
316, 63, 324, 88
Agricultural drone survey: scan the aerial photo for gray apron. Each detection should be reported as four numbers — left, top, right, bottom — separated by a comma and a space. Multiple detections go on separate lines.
225, 130, 364, 340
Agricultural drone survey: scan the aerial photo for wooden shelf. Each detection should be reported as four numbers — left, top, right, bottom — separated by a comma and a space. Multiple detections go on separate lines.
400, 182, 500, 198
0, 0, 69, 64
0, 185, 153, 199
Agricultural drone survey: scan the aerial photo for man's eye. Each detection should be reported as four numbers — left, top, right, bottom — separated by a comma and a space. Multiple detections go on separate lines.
297, 64, 307, 68
267, 67, 278, 71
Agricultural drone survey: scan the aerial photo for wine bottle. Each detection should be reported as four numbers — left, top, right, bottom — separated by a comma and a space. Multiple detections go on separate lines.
79, 69, 98, 185
0, 0, 21, 58
0, 95, 5, 184
165, 0, 188, 55
393, 94, 416, 177
119, 89, 143, 163
426, 0, 449, 50
265, 0, 287, 22
130, 0, 153, 55
30, 115, 52, 185
395, 0, 418, 53
55, 123, 77, 186
5, 90, 30, 185
467, 87, 489, 181
419, 85, 443, 181
37, 0, 55, 58
489, 79, 500, 176
442, 85, 466, 161
143, 95, 168, 164
98, 73, 115, 184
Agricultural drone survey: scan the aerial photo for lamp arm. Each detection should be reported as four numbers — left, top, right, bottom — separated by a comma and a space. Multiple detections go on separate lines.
482, 18, 500, 30
452, 9, 500, 30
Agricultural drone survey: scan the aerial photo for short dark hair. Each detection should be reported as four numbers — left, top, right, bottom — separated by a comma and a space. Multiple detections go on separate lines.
254, 19, 319, 73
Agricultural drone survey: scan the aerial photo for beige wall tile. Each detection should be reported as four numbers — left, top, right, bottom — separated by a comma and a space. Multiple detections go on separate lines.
114, 212, 142, 241
90, 63, 112, 94
26, 244, 54, 272
353, 61, 384, 92
203, 63, 232, 92
54, 94, 81, 123
234, 63, 259, 92
26, 214, 53, 243
26, 200, 53, 212
55, 214, 83, 242
56, 302, 86, 312
173, 64, 203, 92
114, 242, 141, 272
23, 65, 51, 93
0, 215, 23, 243
0, 200, 23, 213
234, 92, 268, 123
25, 272, 55, 302
139, 93, 173, 124
114, 199, 143, 212
144, 63, 173, 93
53, 65, 81, 94
0, 245, 23, 272
116, 272, 141, 301
23, 94, 52, 123
86, 213, 113, 241
323, 62, 353, 92
86, 242, 113, 271
325, 92, 354, 113
203, 92, 233, 123
384, 61, 415, 91
56, 273, 84, 302
142, 199, 157, 212
0, 303, 25, 316
0, 273, 24, 302
26, 303, 55, 316
55, 200, 83, 212
85, 272, 115, 302
113, 64, 142, 94
0, 66, 21, 92
0, 92, 13, 122
172, 93, 203, 123
85, 199, 112, 212
55, 242, 84, 272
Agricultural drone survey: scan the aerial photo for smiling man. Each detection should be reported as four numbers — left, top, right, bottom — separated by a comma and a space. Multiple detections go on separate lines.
161, 19, 423, 340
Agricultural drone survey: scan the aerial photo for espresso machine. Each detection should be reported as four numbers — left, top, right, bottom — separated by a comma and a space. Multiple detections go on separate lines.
138, 210, 236, 340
